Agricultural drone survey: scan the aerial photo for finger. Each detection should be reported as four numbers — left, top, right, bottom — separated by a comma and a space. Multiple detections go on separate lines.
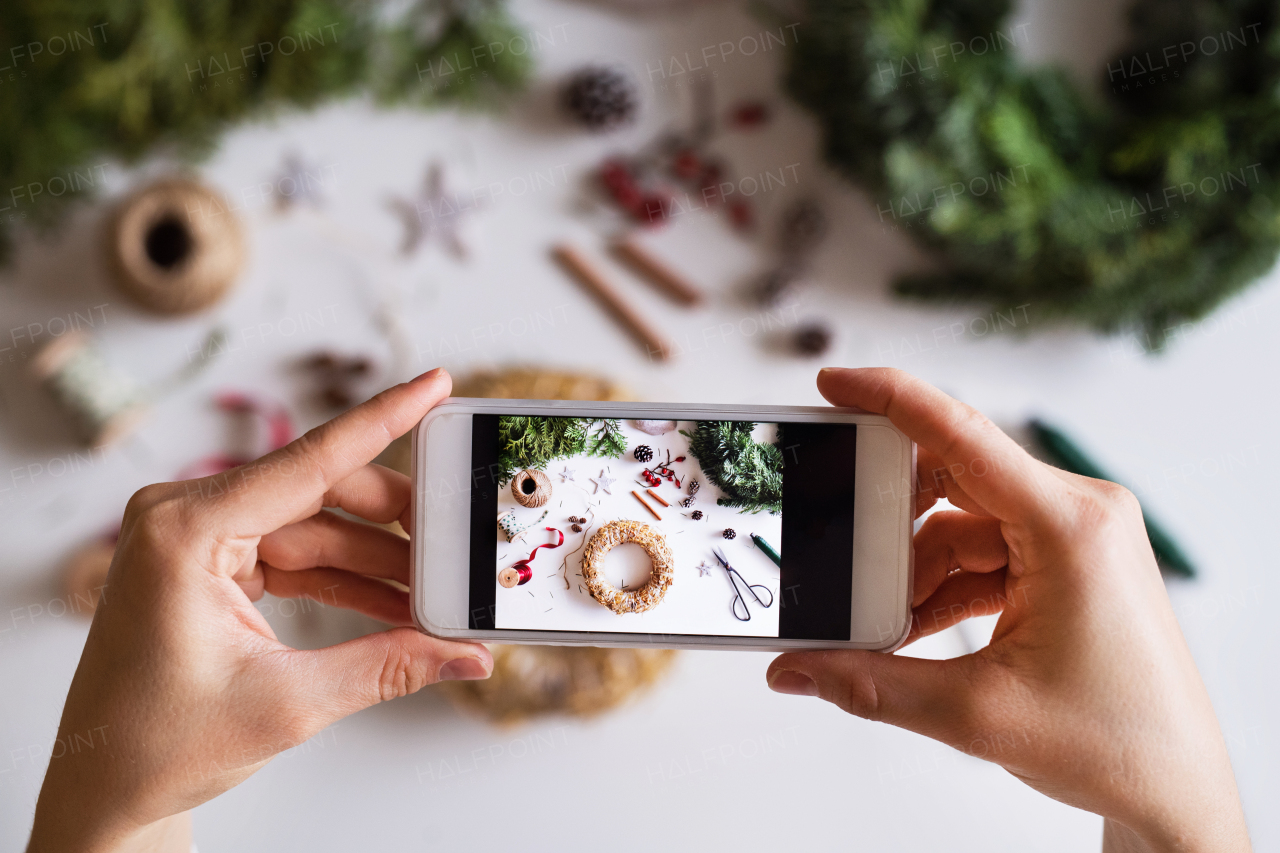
196, 368, 451, 535
908, 569, 1010, 643
284, 628, 493, 728
258, 510, 410, 584
307, 463, 412, 529
817, 368, 1059, 524
912, 511, 1008, 607
766, 649, 984, 746
262, 565, 413, 626
915, 447, 988, 517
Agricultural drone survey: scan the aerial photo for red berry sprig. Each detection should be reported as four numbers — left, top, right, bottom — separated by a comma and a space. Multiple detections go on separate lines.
640, 449, 685, 488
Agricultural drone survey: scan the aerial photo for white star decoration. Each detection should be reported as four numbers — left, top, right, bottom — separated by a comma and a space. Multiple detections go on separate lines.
387, 161, 473, 258
590, 470, 616, 495
695, 560, 714, 577
557, 466, 576, 483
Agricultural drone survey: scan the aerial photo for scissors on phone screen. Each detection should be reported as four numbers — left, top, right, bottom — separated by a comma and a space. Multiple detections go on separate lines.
712, 546, 775, 621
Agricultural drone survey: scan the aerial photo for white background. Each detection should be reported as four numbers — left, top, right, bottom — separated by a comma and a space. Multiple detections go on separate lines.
493, 419, 784, 636
0, 0, 1275, 850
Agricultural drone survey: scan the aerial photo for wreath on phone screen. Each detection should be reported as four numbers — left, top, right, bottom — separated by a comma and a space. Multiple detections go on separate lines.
784, 0, 1280, 346
682, 421, 783, 515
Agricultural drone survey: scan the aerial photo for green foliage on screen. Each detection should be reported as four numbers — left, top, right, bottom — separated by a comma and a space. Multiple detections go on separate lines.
496, 416, 628, 484
683, 421, 783, 515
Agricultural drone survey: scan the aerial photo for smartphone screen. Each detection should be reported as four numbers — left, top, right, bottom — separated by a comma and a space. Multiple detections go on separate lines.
465, 415, 857, 641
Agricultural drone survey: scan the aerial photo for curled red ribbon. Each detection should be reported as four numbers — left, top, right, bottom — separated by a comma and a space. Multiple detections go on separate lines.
510, 527, 564, 574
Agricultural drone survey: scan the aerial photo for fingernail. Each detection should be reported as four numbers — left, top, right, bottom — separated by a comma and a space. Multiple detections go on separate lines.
438, 657, 489, 682
413, 367, 446, 383
768, 669, 818, 697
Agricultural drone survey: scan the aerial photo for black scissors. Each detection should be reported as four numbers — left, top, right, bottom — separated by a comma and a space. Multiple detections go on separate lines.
712, 546, 774, 621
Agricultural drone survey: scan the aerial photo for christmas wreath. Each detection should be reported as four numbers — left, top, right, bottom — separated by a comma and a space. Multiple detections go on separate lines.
785, 0, 1280, 345
682, 421, 783, 514
496, 416, 627, 484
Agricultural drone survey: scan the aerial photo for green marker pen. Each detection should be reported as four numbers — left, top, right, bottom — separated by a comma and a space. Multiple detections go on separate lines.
1029, 419, 1195, 578
751, 533, 782, 568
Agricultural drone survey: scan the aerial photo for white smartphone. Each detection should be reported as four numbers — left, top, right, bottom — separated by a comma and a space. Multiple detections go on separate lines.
410, 399, 915, 652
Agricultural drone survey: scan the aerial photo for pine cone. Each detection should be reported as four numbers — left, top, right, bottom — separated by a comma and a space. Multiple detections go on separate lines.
722, 528, 736, 540
687, 478, 700, 496
680, 496, 697, 508
793, 323, 833, 356
633, 444, 653, 463
691, 510, 703, 520
562, 67, 637, 131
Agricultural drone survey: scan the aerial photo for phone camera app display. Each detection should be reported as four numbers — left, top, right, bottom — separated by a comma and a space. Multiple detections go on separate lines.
467, 415, 857, 640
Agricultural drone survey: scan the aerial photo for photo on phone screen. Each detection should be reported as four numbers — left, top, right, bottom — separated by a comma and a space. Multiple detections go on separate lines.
466, 415, 858, 640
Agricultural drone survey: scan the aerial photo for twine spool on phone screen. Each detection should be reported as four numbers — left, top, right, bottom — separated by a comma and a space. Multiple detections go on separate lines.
30, 331, 148, 446
107, 177, 245, 315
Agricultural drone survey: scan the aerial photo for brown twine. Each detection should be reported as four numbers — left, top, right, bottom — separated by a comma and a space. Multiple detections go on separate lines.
106, 177, 245, 315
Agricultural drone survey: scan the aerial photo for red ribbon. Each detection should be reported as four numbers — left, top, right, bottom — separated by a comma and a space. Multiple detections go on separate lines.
509, 527, 564, 576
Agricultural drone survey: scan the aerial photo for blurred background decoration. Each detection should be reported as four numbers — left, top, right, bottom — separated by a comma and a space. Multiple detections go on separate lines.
786, 0, 1280, 345
0, 0, 530, 261
5, 0, 1280, 345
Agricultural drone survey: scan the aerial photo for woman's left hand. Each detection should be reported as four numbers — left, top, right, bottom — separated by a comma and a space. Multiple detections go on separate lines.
28, 367, 491, 853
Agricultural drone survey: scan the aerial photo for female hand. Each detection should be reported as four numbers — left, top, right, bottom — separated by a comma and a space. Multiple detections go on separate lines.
28, 368, 492, 853
768, 368, 1250, 852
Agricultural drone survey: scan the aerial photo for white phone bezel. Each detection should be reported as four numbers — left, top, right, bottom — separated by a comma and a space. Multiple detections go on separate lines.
410, 399, 915, 652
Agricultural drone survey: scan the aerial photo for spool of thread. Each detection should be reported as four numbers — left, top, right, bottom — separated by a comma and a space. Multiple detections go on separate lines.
107, 177, 245, 315
498, 527, 565, 588
30, 331, 149, 446
498, 563, 534, 589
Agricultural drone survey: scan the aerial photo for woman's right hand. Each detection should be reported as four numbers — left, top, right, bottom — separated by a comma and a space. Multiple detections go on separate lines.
768, 368, 1250, 852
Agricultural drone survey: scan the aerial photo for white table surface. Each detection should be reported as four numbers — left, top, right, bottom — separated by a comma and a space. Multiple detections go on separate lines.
1, 0, 1276, 849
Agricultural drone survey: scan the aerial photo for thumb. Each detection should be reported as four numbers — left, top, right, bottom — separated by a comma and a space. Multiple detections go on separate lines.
287, 628, 493, 728
766, 649, 984, 745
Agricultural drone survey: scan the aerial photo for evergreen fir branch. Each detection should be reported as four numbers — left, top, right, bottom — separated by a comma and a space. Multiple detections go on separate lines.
682, 421, 783, 514
496, 416, 624, 484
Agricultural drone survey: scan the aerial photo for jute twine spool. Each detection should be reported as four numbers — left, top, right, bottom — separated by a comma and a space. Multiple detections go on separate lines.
510, 467, 552, 507
107, 177, 245, 315
30, 330, 149, 446
376, 367, 677, 723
